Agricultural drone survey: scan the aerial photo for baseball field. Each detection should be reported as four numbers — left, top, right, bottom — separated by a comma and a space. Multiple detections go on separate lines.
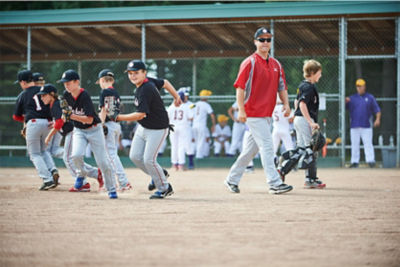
0, 167, 399, 267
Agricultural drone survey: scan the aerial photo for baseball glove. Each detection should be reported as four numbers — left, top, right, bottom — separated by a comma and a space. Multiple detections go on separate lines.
310, 129, 326, 152
20, 126, 26, 139
59, 96, 72, 122
107, 106, 120, 122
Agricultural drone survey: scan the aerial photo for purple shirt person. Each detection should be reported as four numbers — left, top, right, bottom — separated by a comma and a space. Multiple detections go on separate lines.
345, 79, 381, 168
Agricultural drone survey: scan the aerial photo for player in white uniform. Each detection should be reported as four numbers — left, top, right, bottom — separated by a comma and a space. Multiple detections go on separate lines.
167, 90, 194, 170
213, 114, 231, 156
192, 89, 216, 159
179, 88, 196, 169
227, 101, 246, 156
272, 95, 295, 163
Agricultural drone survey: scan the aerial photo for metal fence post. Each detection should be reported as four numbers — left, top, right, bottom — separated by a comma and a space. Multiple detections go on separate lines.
27, 26, 31, 70
77, 60, 82, 81
339, 17, 347, 167
141, 24, 146, 62
192, 59, 197, 97
270, 19, 274, 58
396, 17, 400, 167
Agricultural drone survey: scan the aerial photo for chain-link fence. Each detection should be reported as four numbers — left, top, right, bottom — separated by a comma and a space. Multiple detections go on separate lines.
0, 17, 398, 165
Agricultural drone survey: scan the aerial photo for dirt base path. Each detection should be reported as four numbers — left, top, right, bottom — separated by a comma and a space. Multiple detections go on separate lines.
0, 167, 399, 266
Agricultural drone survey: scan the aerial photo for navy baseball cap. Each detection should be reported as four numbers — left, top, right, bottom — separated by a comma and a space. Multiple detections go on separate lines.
36, 84, 57, 96
125, 60, 146, 72
254, 27, 272, 39
33, 72, 45, 82
96, 69, 114, 84
14, 70, 33, 84
57, 69, 80, 83
178, 91, 185, 102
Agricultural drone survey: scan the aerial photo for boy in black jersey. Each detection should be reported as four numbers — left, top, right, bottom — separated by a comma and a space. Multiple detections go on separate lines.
97, 69, 131, 191
13, 70, 59, 190
58, 69, 117, 199
113, 60, 181, 199
38, 84, 104, 192
293, 60, 326, 189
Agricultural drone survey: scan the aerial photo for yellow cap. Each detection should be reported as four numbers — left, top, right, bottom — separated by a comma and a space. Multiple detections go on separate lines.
335, 137, 342, 145
199, 89, 212, 97
356, 79, 366, 86
217, 114, 229, 123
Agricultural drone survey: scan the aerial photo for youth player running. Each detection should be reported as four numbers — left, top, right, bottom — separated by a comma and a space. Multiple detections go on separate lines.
112, 60, 181, 199
13, 70, 59, 190
40, 84, 104, 192
58, 69, 118, 199
97, 69, 132, 191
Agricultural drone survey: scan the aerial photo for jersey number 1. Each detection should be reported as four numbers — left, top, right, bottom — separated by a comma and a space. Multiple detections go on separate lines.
33, 95, 42, 111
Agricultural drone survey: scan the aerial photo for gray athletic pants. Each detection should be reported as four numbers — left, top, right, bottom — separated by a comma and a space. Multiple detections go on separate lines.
226, 117, 283, 187
26, 119, 56, 183
105, 121, 129, 187
293, 116, 317, 179
129, 125, 169, 192
63, 131, 99, 183
71, 125, 116, 193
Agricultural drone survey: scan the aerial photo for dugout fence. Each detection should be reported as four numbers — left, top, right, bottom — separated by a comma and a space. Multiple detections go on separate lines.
0, 9, 399, 166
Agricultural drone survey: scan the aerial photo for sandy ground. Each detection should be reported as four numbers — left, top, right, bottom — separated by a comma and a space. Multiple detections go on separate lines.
0, 167, 399, 267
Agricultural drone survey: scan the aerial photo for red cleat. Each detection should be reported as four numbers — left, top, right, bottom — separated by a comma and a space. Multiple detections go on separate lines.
69, 183, 91, 192
97, 169, 104, 191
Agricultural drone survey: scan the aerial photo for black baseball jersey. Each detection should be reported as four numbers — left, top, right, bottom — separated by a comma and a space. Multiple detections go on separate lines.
294, 80, 319, 122
51, 99, 74, 136
147, 77, 164, 91
14, 86, 51, 122
134, 78, 169, 129
99, 86, 121, 123
63, 89, 101, 129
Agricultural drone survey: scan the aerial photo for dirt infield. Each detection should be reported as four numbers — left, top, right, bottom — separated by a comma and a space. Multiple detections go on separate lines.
0, 167, 399, 267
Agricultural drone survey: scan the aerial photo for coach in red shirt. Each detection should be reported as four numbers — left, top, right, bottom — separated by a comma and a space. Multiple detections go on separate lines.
224, 27, 293, 195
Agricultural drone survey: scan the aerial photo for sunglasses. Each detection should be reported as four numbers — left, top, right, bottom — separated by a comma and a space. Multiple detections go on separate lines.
257, 38, 272, 43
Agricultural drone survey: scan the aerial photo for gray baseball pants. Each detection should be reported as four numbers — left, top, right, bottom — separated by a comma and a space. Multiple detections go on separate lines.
26, 119, 56, 183
105, 121, 129, 187
294, 116, 317, 179
129, 125, 169, 192
71, 125, 116, 193
226, 117, 282, 187
63, 131, 99, 184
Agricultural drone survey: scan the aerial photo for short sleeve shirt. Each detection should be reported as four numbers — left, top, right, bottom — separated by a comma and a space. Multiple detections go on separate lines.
134, 79, 169, 129
234, 53, 287, 117
147, 77, 165, 91
14, 86, 52, 122
63, 89, 101, 129
167, 102, 193, 128
193, 101, 213, 127
294, 80, 319, 122
346, 92, 380, 128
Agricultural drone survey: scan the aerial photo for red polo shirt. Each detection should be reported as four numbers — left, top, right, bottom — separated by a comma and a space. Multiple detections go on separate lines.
234, 52, 287, 117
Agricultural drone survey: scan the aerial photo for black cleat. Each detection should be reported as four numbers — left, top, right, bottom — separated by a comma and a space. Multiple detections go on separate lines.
269, 183, 293, 194
149, 184, 174, 199
349, 163, 359, 168
148, 169, 170, 191
39, 181, 57, 191
224, 180, 240, 193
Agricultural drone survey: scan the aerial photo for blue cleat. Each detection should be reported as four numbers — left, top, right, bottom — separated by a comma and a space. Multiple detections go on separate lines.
108, 191, 118, 199
74, 177, 84, 189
